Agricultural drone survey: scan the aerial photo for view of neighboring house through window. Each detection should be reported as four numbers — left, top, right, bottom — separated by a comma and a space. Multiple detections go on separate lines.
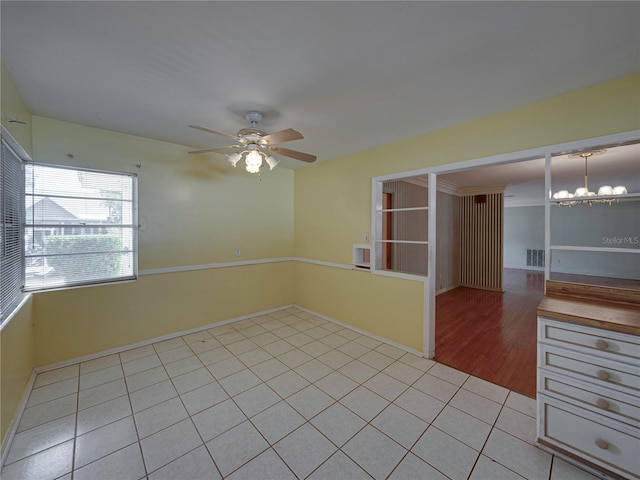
24, 163, 137, 291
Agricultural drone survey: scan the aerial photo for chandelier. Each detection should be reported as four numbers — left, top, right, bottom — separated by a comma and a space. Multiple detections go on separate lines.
552, 150, 627, 206
226, 145, 279, 174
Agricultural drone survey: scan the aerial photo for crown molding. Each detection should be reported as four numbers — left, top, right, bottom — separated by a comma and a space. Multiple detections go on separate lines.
436, 178, 507, 197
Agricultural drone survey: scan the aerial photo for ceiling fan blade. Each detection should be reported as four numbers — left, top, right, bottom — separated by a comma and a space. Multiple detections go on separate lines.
188, 146, 240, 155
189, 124, 241, 142
261, 128, 304, 145
268, 146, 316, 163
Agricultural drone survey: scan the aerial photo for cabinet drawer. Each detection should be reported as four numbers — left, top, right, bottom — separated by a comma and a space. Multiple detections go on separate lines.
540, 318, 640, 366
541, 346, 640, 395
540, 372, 640, 426
541, 400, 640, 479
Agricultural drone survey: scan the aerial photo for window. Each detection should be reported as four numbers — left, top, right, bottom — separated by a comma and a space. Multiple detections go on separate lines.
1, 138, 24, 318
24, 163, 137, 291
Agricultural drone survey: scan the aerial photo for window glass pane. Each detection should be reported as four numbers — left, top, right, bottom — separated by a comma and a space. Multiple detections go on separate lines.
26, 252, 134, 290
26, 195, 132, 226
24, 163, 136, 291
25, 165, 133, 200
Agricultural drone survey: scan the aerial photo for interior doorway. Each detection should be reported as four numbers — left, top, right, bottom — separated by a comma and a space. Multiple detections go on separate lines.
429, 135, 640, 399
433, 158, 545, 398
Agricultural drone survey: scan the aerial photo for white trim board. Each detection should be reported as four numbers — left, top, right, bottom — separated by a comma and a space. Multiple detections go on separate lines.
33, 304, 294, 374
293, 305, 424, 357
3, 304, 425, 467
32, 305, 423, 376
140, 257, 355, 276
0, 371, 36, 467
139, 257, 295, 276
371, 129, 640, 365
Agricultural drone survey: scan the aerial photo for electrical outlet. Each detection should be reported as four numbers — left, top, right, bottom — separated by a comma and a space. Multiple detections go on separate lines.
235, 248, 241, 257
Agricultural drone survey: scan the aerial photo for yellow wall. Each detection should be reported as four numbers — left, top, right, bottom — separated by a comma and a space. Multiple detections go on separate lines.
1, 70, 638, 440
1, 59, 32, 156
32, 116, 294, 268
293, 72, 640, 350
30, 116, 295, 366
34, 262, 294, 366
1, 60, 35, 446
295, 263, 424, 351
0, 297, 35, 447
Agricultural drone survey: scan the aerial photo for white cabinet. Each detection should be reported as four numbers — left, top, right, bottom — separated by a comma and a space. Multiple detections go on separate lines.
537, 317, 640, 479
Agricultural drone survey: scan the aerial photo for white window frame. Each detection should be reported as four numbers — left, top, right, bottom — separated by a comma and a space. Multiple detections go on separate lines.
1, 127, 28, 324
23, 162, 138, 293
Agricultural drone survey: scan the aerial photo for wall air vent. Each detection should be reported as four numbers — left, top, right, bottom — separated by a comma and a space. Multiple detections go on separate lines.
526, 249, 545, 267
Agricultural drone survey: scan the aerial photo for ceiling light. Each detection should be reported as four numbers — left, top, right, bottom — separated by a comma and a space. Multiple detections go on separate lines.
244, 150, 263, 173
266, 156, 279, 170
225, 145, 280, 175
552, 150, 628, 206
227, 152, 241, 167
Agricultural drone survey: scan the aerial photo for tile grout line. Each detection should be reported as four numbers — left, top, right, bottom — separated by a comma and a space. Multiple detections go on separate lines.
70, 365, 80, 480
118, 351, 149, 480
150, 340, 224, 479
4, 308, 548, 480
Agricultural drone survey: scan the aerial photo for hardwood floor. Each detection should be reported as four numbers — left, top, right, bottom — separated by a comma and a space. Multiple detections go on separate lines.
435, 269, 544, 399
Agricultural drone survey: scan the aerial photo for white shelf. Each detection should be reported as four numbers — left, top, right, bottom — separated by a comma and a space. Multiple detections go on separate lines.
353, 244, 371, 270
550, 245, 639, 254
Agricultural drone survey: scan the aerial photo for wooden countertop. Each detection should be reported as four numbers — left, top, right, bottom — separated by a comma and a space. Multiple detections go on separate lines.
537, 281, 640, 336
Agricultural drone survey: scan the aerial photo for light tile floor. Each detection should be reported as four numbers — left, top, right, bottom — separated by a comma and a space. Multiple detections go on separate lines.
2, 307, 600, 480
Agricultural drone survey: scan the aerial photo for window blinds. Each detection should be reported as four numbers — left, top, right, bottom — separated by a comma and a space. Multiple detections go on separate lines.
1, 139, 24, 317
24, 163, 137, 291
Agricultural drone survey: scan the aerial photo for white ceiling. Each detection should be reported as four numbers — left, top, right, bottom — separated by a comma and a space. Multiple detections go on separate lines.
440, 143, 640, 206
2, 1, 639, 172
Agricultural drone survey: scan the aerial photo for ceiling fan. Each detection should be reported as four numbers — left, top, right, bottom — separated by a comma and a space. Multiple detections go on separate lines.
189, 111, 316, 174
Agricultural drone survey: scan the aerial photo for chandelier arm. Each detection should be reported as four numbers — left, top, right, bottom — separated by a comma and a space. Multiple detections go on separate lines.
584, 156, 589, 191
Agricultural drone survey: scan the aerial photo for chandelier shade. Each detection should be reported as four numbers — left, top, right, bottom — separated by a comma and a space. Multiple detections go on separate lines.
552, 150, 628, 206
226, 148, 281, 174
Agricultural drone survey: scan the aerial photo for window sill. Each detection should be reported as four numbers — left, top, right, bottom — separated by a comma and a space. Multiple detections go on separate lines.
0, 293, 33, 331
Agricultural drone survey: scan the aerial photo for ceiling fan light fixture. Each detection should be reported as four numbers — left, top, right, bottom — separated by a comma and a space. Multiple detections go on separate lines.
266, 155, 279, 170
227, 152, 241, 167
189, 111, 316, 175
245, 149, 263, 173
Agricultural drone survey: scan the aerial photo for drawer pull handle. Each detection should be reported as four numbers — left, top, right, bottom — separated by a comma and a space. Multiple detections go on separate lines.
595, 439, 609, 450
594, 339, 608, 350
596, 370, 610, 381
595, 398, 609, 410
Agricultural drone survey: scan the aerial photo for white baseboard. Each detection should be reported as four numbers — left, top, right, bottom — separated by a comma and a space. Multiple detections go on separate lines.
293, 304, 424, 357
34, 304, 294, 374
1, 370, 37, 467
3, 303, 423, 466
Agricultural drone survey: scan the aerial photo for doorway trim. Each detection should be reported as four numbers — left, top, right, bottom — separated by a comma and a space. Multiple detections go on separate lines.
373, 129, 640, 359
